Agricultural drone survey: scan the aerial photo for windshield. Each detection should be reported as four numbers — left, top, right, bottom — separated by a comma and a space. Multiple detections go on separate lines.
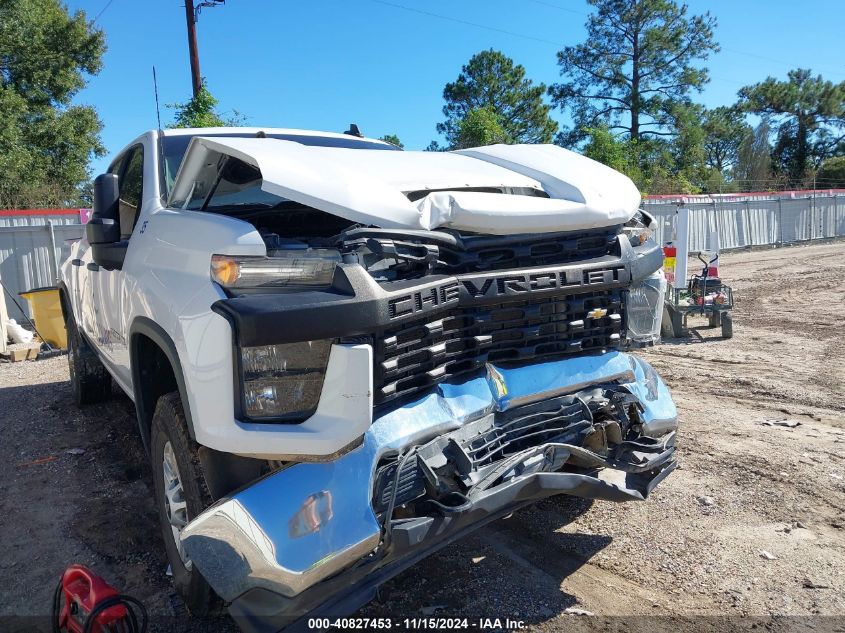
160, 132, 399, 197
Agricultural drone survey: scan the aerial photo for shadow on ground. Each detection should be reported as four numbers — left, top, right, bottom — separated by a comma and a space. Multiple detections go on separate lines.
1, 373, 612, 630
363, 496, 608, 623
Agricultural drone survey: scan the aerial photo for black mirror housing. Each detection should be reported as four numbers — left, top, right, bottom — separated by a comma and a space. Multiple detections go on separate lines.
93, 172, 120, 221
88, 173, 127, 270
86, 217, 120, 244
91, 242, 129, 271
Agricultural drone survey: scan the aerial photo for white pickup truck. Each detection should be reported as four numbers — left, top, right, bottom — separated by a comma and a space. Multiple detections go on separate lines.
60, 127, 677, 630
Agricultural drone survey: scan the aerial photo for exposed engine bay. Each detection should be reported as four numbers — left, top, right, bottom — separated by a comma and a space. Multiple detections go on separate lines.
221, 201, 628, 284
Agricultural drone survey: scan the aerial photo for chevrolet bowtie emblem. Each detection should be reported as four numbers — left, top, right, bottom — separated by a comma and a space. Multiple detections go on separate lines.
587, 308, 608, 319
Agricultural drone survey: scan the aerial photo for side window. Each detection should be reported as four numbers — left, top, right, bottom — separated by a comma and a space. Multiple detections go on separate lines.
118, 146, 144, 239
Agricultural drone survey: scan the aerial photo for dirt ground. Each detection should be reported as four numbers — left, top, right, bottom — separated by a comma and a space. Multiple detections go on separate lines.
1, 240, 844, 632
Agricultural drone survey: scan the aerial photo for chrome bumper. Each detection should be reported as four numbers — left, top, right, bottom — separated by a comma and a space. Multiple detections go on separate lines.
181, 351, 677, 603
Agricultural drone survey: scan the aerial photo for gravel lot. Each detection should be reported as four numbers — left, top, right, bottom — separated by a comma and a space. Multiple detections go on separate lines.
1, 240, 844, 632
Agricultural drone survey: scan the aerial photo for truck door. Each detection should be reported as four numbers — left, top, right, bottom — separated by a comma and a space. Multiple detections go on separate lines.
88, 144, 145, 390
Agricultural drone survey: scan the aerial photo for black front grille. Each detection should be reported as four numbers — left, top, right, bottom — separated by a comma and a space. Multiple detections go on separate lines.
374, 289, 624, 405
436, 228, 619, 274
341, 226, 621, 282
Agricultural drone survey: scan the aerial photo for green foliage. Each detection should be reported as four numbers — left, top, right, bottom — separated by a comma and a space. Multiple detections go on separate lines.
702, 106, 749, 173
168, 80, 245, 128
817, 156, 845, 188
0, 0, 106, 207
582, 125, 629, 172
582, 125, 645, 188
666, 102, 708, 187
437, 49, 557, 149
582, 120, 707, 195
550, 0, 718, 145
734, 121, 775, 190
378, 134, 404, 149
702, 169, 739, 194
453, 107, 511, 149
738, 69, 845, 186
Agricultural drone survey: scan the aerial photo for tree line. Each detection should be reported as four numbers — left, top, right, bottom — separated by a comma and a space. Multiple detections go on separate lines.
2, 0, 845, 209
419, 0, 845, 194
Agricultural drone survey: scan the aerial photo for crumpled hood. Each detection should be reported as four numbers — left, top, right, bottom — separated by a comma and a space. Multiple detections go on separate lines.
168, 137, 641, 235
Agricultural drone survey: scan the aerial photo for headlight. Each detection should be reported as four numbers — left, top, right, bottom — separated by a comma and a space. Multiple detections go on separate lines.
623, 210, 657, 247
626, 270, 666, 345
211, 250, 340, 290
240, 340, 333, 420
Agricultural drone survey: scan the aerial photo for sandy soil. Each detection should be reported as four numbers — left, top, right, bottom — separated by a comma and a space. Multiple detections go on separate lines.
1, 240, 843, 632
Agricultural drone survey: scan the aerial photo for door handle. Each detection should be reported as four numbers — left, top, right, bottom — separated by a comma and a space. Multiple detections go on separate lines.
71, 259, 83, 266
87, 263, 100, 272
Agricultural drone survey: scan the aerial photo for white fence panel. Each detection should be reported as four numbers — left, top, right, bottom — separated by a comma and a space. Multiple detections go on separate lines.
0, 222, 84, 321
644, 194, 845, 250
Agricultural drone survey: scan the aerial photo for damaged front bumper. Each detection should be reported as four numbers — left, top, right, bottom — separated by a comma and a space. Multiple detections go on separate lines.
181, 351, 677, 627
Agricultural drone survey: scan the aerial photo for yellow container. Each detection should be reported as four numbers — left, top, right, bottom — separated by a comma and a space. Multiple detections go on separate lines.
19, 286, 67, 349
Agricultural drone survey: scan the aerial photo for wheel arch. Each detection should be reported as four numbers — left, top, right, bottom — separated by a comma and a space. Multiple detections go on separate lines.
129, 317, 197, 452
57, 281, 71, 324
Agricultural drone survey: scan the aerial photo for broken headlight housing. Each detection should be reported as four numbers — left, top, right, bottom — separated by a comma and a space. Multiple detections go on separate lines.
211, 250, 340, 290
622, 209, 657, 248
240, 340, 333, 421
626, 270, 666, 345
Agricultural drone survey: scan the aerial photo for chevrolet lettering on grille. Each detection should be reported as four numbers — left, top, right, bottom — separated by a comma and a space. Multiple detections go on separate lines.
387, 264, 630, 320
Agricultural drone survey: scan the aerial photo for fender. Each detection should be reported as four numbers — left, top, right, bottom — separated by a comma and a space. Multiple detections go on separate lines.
129, 316, 197, 450
57, 281, 71, 323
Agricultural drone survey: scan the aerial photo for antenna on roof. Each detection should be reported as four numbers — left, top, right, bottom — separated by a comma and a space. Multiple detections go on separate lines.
153, 66, 168, 202
152, 66, 162, 130
344, 123, 363, 138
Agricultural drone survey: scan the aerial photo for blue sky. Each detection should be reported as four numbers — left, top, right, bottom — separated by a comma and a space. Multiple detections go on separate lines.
64, 0, 845, 175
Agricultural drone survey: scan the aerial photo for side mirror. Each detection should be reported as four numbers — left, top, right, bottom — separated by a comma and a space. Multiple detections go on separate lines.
87, 173, 127, 270
93, 172, 119, 221
86, 217, 120, 244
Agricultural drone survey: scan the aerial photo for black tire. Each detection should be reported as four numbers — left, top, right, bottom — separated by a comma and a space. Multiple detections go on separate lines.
708, 312, 720, 328
66, 313, 112, 406
150, 392, 221, 617
721, 313, 734, 338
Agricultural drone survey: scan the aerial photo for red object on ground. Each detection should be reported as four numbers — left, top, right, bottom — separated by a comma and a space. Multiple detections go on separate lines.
56, 565, 128, 633
663, 246, 677, 257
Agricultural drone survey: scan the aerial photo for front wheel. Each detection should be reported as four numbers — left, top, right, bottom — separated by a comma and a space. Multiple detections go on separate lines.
150, 392, 221, 616
66, 313, 112, 406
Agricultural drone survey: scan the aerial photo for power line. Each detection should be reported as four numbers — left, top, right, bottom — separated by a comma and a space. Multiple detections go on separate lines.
524, 0, 586, 15
363, 1, 764, 89
720, 47, 845, 79
92, 0, 116, 23
367, 0, 562, 46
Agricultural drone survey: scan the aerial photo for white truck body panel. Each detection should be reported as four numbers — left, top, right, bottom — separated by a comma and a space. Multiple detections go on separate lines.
61, 127, 645, 459
168, 137, 641, 234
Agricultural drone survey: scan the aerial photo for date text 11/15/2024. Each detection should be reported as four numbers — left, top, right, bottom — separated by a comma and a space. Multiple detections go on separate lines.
307, 618, 528, 630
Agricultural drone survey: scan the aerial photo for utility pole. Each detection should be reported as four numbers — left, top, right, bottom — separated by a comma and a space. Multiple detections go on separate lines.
184, 0, 202, 98
183, 0, 225, 98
